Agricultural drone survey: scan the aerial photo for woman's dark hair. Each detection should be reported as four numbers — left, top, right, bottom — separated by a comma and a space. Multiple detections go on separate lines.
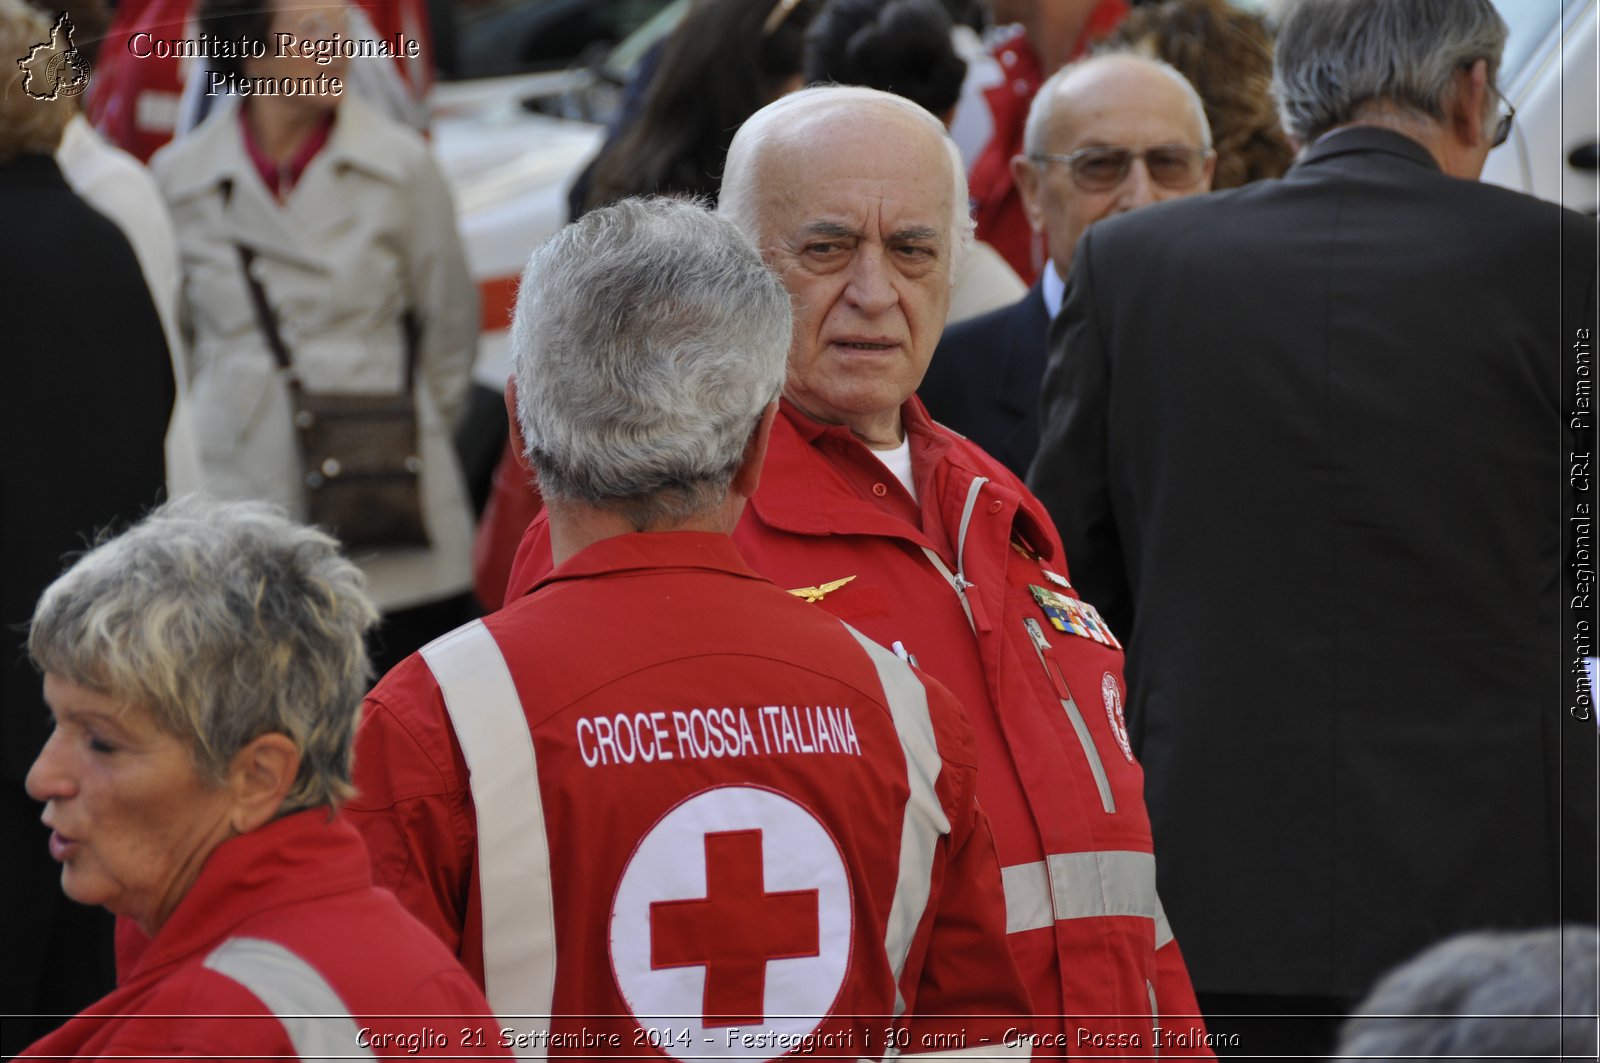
198, 0, 275, 83
803, 0, 966, 119
584, 0, 820, 212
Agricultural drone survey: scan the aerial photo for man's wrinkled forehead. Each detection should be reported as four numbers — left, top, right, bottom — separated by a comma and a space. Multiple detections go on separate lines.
750, 107, 955, 234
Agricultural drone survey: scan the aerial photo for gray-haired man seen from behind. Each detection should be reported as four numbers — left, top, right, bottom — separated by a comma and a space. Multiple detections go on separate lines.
1028, 0, 1599, 1054
1332, 926, 1598, 1061
345, 197, 1034, 1049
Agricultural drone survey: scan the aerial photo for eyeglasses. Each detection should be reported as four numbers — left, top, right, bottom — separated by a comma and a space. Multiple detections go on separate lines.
1030, 145, 1214, 193
1489, 83, 1516, 148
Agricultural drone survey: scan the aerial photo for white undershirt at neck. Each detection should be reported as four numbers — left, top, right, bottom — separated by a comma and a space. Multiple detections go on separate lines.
873, 437, 917, 500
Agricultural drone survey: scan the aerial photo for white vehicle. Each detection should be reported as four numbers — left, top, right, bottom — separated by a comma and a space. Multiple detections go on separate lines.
1482, 0, 1598, 214
429, 1, 683, 391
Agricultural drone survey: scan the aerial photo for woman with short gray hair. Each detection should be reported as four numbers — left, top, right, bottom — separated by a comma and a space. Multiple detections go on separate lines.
20, 497, 507, 1062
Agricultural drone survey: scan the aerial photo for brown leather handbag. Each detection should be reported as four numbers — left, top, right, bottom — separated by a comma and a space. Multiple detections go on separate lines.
236, 245, 430, 548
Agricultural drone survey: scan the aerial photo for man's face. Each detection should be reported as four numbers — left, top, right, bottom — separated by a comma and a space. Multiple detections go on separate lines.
754, 107, 956, 446
1015, 57, 1215, 280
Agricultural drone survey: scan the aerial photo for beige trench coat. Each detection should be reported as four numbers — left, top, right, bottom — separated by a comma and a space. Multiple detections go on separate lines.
152, 96, 478, 611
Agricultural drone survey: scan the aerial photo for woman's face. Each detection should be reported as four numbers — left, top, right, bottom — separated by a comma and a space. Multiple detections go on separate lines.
244, 0, 352, 109
26, 674, 238, 935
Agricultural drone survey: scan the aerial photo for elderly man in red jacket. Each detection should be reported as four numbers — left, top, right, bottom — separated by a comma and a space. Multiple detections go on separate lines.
506, 86, 1215, 1058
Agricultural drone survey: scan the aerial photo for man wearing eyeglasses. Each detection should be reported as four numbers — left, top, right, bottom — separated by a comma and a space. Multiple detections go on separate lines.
922, 53, 1214, 477
1028, 0, 1598, 1055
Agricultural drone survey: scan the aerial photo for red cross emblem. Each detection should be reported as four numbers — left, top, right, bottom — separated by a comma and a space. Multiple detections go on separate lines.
649, 830, 821, 1026
610, 785, 851, 1060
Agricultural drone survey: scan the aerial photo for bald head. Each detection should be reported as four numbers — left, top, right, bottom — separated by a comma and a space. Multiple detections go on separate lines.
717, 87, 973, 448
1024, 53, 1211, 158
721, 86, 973, 272
1014, 53, 1215, 280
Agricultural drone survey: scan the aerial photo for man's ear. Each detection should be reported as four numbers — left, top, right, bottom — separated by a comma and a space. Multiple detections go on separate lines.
504, 376, 533, 474
730, 402, 780, 502
1011, 154, 1048, 233
225, 733, 300, 834
1449, 58, 1491, 151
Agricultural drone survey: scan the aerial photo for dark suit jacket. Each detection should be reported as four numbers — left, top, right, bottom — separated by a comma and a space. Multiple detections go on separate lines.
920, 282, 1049, 478
1028, 127, 1599, 998
1, 155, 172, 784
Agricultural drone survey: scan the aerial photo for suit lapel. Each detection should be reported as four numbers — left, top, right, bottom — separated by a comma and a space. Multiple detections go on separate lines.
223, 165, 329, 272
992, 283, 1051, 417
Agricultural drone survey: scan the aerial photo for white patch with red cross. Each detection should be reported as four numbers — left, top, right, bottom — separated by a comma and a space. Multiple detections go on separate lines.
1102, 672, 1134, 763
609, 785, 852, 1060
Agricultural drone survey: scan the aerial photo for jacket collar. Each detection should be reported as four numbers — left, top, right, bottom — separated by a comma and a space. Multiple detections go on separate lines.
0, 151, 70, 190
157, 96, 407, 270
1298, 124, 1441, 172
532, 531, 765, 593
749, 396, 1063, 574
127, 809, 371, 982
160, 95, 408, 201
751, 398, 945, 538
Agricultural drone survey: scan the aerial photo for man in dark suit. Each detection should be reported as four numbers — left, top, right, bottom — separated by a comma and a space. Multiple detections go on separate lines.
923, 53, 1214, 477
1028, 0, 1599, 1055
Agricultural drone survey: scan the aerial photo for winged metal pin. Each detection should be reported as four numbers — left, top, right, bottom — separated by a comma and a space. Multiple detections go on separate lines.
786, 575, 857, 603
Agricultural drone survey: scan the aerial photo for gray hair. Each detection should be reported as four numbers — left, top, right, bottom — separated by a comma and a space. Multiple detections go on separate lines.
1272, 0, 1507, 143
1333, 926, 1599, 1061
29, 497, 379, 812
511, 196, 791, 529
1023, 53, 1213, 158
719, 85, 975, 275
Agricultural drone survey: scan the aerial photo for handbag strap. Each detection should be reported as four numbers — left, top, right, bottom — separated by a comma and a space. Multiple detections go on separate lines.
235, 244, 296, 377
234, 244, 419, 396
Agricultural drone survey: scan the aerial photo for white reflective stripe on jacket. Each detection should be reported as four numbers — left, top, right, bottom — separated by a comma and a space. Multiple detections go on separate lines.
202, 937, 376, 1061
421, 619, 555, 1043
1001, 851, 1174, 947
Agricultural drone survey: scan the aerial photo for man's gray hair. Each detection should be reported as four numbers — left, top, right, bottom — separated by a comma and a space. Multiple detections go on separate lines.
1022, 54, 1213, 158
29, 497, 379, 812
719, 85, 975, 274
1272, 0, 1507, 143
1332, 926, 1598, 1060
511, 196, 791, 528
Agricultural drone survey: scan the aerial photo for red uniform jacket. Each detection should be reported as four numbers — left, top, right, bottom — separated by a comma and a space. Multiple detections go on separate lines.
21, 811, 505, 1061
349, 532, 1033, 1060
504, 402, 1212, 1058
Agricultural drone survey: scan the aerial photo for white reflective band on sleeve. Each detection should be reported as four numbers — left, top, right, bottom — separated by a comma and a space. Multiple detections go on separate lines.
1154, 895, 1175, 949
1001, 851, 1159, 932
1000, 861, 1053, 934
903, 1043, 1033, 1061
844, 625, 951, 1021
422, 620, 555, 1045
202, 937, 374, 1061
